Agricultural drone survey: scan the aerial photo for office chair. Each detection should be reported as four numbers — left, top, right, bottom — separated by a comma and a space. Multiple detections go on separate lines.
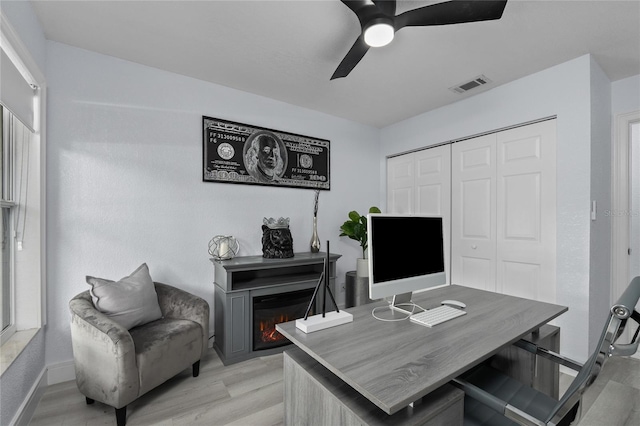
453, 276, 640, 426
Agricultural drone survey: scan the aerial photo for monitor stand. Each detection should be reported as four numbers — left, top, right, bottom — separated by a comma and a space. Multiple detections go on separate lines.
389, 292, 425, 316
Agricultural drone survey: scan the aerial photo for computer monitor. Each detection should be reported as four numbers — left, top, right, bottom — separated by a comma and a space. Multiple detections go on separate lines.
367, 214, 448, 314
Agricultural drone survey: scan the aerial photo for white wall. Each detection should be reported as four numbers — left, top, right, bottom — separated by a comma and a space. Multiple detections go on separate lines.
380, 55, 595, 362
612, 75, 640, 115
0, 0, 46, 73
589, 57, 612, 352
0, 329, 45, 426
45, 41, 381, 366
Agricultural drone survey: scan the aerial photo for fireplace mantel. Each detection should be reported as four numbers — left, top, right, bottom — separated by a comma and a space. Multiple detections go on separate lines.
211, 252, 341, 365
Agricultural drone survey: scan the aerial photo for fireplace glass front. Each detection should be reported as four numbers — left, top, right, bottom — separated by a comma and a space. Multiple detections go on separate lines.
253, 288, 314, 351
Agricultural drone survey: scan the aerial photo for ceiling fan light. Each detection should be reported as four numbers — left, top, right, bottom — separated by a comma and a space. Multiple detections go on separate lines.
364, 22, 395, 47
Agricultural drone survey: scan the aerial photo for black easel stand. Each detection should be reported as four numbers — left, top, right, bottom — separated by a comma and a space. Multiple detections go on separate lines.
303, 241, 339, 320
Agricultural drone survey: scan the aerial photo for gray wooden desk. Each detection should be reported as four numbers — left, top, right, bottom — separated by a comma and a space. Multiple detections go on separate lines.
276, 285, 567, 424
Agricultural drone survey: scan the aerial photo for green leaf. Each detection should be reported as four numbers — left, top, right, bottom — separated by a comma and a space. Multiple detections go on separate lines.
339, 206, 382, 258
348, 211, 361, 222
353, 222, 365, 236
339, 222, 356, 236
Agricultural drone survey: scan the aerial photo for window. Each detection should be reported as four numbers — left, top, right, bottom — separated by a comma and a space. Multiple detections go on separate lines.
0, 105, 34, 344
1, 106, 13, 335
1, 204, 11, 333
0, 18, 44, 349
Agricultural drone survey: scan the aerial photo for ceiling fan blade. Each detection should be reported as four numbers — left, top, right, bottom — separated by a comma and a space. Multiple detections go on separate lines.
340, 0, 372, 15
373, 0, 396, 16
331, 35, 370, 80
395, 0, 507, 30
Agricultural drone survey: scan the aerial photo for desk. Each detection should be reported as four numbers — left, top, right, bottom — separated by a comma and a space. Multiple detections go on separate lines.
276, 285, 567, 424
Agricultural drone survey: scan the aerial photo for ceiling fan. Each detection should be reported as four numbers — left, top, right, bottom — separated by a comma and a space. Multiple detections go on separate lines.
331, 0, 508, 80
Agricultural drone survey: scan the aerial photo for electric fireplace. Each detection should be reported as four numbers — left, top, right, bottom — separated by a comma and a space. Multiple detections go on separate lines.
253, 288, 314, 351
212, 252, 340, 365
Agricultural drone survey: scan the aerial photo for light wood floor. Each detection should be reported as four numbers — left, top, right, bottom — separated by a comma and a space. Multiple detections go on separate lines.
29, 349, 639, 426
29, 349, 285, 426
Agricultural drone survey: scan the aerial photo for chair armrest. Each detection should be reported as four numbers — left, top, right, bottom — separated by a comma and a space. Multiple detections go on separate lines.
68, 291, 138, 408
154, 282, 210, 357
612, 276, 640, 319
611, 310, 640, 356
69, 292, 132, 344
452, 378, 546, 426
514, 339, 583, 371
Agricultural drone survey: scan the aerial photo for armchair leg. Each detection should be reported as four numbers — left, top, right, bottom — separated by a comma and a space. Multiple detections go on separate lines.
192, 360, 200, 377
115, 406, 126, 426
86, 397, 95, 405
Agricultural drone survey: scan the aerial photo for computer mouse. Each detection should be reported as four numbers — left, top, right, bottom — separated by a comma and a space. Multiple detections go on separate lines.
441, 299, 466, 309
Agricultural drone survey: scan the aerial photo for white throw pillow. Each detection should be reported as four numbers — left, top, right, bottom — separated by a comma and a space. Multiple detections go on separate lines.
87, 263, 163, 330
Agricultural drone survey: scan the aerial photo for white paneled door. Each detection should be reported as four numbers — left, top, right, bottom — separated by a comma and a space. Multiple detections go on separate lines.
496, 120, 556, 302
451, 134, 497, 291
414, 146, 451, 218
451, 120, 556, 302
387, 120, 556, 303
387, 145, 451, 217
387, 153, 415, 215
387, 145, 451, 283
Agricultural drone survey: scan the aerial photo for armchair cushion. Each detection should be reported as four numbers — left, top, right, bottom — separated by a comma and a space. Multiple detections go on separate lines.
87, 263, 163, 330
130, 318, 202, 395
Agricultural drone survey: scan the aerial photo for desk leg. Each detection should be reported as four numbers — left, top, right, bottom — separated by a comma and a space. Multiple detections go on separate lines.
490, 324, 560, 398
284, 347, 464, 426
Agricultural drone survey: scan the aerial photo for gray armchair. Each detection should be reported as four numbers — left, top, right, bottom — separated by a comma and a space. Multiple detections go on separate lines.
69, 282, 209, 426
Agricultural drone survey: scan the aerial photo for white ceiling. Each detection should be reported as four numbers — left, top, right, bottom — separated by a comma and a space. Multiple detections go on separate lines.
30, 0, 640, 128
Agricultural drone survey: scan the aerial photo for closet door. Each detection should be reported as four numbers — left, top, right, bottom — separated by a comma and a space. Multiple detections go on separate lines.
414, 145, 451, 218
387, 146, 451, 216
387, 154, 415, 214
387, 145, 451, 282
496, 120, 556, 302
451, 134, 497, 291
415, 147, 451, 282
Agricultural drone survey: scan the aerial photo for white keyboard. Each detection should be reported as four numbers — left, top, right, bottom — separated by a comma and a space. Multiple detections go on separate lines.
410, 305, 467, 327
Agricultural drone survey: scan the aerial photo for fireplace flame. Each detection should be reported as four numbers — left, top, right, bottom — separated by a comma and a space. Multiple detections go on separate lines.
259, 314, 290, 342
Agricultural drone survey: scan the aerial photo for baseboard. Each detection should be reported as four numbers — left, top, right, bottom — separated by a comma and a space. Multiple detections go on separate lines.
11, 360, 75, 425
11, 367, 47, 426
47, 360, 75, 385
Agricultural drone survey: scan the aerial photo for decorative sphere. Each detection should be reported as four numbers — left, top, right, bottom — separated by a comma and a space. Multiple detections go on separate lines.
208, 235, 239, 260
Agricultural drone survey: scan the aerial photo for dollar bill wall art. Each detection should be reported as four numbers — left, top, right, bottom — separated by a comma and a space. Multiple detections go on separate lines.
203, 116, 330, 190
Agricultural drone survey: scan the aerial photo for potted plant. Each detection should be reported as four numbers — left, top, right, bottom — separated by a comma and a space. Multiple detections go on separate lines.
339, 206, 381, 277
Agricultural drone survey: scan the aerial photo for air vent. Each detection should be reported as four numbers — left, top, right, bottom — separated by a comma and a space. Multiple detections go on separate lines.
449, 75, 492, 94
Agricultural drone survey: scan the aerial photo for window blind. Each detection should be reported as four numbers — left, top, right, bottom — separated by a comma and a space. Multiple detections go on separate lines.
1, 48, 35, 131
